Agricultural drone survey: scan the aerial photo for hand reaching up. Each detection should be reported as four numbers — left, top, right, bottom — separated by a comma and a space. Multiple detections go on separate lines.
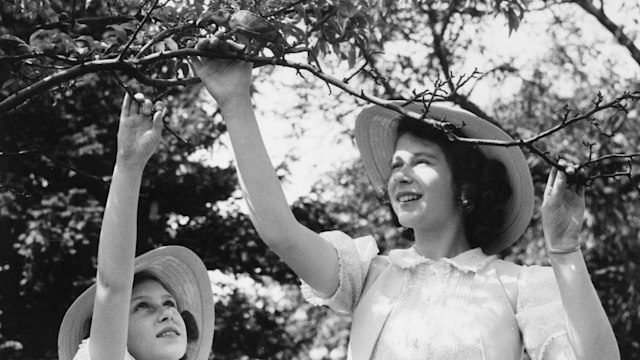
541, 162, 586, 254
190, 32, 253, 107
117, 92, 165, 170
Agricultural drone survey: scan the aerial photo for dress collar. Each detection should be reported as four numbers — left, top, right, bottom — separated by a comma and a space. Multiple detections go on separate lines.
388, 246, 496, 273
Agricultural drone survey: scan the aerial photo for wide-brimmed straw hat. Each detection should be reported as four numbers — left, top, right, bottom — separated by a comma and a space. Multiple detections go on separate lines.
355, 102, 534, 254
58, 246, 215, 360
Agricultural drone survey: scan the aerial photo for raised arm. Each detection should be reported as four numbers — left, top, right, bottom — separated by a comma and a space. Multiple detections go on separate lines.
89, 93, 164, 360
541, 164, 620, 360
191, 37, 340, 297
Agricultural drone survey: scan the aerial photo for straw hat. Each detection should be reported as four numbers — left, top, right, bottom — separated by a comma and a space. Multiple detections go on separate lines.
355, 102, 534, 254
58, 246, 215, 360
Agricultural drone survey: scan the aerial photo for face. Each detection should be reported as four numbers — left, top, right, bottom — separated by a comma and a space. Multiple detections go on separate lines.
387, 133, 461, 231
127, 279, 187, 360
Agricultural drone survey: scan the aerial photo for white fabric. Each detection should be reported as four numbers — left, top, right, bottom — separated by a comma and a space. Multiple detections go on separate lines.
72, 338, 136, 360
302, 231, 570, 360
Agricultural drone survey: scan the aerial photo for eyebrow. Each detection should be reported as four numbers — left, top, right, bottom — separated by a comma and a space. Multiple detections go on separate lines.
130, 294, 175, 303
391, 150, 441, 160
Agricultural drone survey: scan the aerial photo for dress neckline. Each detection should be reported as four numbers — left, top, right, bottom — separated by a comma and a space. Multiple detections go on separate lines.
388, 246, 496, 273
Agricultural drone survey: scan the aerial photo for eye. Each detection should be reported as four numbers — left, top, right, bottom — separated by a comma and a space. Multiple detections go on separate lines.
134, 302, 151, 311
163, 299, 177, 308
390, 161, 402, 170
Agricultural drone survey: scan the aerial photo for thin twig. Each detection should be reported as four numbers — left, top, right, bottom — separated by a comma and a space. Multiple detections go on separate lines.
119, 0, 162, 61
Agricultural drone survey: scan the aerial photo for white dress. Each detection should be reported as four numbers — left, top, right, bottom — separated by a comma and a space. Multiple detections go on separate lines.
302, 231, 572, 360
72, 338, 136, 360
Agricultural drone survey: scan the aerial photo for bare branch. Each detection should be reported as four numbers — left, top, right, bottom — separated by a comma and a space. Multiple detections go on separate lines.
575, 0, 640, 67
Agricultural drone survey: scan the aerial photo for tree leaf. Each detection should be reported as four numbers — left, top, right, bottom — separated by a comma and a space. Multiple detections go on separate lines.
164, 37, 179, 51
179, 61, 190, 78
106, 24, 128, 43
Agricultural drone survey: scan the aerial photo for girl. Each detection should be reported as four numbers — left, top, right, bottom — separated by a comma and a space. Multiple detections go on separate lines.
192, 37, 619, 360
57, 93, 215, 360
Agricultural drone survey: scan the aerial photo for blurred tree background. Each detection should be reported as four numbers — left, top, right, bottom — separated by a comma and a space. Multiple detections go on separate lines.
1, 0, 639, 359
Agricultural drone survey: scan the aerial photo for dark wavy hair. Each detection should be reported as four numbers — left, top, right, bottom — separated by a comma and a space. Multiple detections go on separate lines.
384, 116, 512, 250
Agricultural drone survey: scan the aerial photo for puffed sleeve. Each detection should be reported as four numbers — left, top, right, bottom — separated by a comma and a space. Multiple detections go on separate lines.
72, 338, 137, 360
515, 265, 571, 360
300, 230, 379, 314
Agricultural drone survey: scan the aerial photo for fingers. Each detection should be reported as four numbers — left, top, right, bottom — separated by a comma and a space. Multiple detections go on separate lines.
122, 92, 165, 121
544, 166, 558, 198
141, 98, 153, 117
195, 34, 246, 54
152, 101, 166, 132
545, 159, 586, 202
121, 92, 131, 118
128, 93, 144, 116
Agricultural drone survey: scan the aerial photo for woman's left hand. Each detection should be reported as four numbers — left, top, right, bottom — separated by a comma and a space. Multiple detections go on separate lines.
541, 162, 586, 252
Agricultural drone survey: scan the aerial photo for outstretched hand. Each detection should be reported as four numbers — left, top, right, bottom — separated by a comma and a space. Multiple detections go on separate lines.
117, 92, 165, 170
541, 161, 586, 253
190, 32, 253, 107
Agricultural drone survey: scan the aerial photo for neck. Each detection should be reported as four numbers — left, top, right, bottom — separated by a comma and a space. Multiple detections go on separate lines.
412, 217, 470, 259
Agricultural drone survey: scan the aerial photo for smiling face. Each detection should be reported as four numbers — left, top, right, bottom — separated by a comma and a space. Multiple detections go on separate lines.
387, 132, 462, 233
127, 278, 187, 360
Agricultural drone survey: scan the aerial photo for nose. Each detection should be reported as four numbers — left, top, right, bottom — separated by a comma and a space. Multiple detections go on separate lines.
158, 307, 174, 322
390, 166, 413, 185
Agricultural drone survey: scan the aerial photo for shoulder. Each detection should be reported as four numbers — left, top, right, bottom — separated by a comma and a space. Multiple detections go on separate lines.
319, 230, 379, 262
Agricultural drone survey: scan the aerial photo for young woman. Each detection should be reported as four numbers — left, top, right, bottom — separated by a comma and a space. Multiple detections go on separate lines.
57, 93, 215, 360
192, 36, 619, 360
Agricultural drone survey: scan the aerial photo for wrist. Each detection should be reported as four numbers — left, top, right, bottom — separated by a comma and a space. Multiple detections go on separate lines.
114, 159, 147, 175
547, 242, 581, 255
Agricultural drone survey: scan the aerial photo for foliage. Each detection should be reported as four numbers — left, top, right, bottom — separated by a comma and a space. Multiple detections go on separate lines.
1, 0, 640, 359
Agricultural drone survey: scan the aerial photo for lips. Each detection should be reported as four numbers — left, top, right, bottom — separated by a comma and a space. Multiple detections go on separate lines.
157, 326, 180, 338
396, 192, 422, 203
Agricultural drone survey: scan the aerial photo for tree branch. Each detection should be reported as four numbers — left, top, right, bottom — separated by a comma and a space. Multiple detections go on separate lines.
575, 0, 640, 67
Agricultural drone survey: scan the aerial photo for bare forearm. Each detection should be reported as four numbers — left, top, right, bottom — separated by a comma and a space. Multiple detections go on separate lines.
218, 95, 299, 238
96, 164, 144, 290
550, 250, 620, 360
217, 96, 340, 295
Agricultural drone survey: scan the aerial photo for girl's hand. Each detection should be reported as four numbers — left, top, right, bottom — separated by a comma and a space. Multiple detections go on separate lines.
117, 92, 165, 170
541, 161, 586, 253
190, 32, 253, 107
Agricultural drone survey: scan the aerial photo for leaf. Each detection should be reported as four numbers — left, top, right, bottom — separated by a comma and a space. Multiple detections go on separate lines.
2, 78, 17, 90
179, 61, 190, 78
164, 37, 179, 51
0, 34, 26, 45
154, 41, 166, 52
106, 24, 128, 43
347, 46, 356, 69
196, 9, 214, 26
506, 7, 521, 35
29, 29, 51, 45
338, 1, 358, 18
75, 35, 95, 47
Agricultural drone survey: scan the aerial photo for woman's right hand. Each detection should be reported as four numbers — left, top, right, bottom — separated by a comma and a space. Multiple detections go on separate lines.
191, 33, 253, 107
117, 92, 165, 171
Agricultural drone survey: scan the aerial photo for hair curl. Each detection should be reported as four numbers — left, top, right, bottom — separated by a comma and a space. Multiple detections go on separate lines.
383, 117, 512, 250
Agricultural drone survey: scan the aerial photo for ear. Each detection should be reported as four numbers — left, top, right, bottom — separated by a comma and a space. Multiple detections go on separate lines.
181, 310, 199, 341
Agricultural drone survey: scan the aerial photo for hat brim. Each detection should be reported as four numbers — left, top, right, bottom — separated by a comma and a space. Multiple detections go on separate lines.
58, 246, 215, 360
355, 103, 534, 254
